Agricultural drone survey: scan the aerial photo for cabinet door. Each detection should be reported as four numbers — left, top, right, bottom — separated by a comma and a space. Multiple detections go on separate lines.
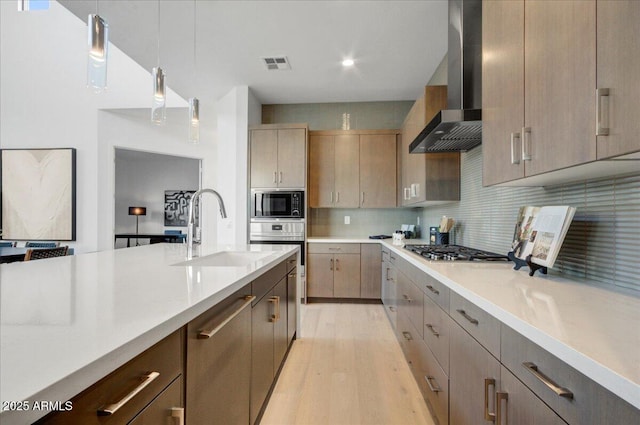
360, 243, 381, 299
596, 0, 640, 159
129, 376, 184, 425
250, 129, 279, 188
333, 253, 361, 298
277, 128, 306, 187
449, 321, 501, 425
309, 135, 335, 207
482, 0, 525, 186
524, 0, 596, 176
287, 267, 297, 343
307, 253, 334, 297
251, 295, 275, 425
273, 278, 289, 371
359, 135, 396, 207
401, 96, 426, 206
498, 366, 566, 425
334, 134, 360, 208
187, 291, 252, 425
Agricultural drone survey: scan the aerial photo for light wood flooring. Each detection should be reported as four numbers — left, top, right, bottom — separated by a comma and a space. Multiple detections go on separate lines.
260, 303, 435, 425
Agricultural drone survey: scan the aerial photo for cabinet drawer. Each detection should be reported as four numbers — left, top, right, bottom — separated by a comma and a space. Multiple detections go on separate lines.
397, 270, 423, 340
307, 243, 361, 254
285, 254, 297, 273
417, 338, 449, 425
252, 260, 287, 304
39, 329, 184, 424
450, 291, 500, 358
501, 324, 640, 425
129, 376, 183, 424
381, 248, 390, 263
421, 273, 450, 311
423, 294, 450, 374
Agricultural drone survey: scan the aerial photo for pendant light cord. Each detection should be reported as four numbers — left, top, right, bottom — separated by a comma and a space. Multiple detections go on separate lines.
193, 0, 197, 77
157, 0, 161, 67
96, 0, 99, 15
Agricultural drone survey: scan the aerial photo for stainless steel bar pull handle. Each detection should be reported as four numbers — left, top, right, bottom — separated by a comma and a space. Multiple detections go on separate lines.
330, 192, 334, 203
389, 306, 396, 312
426, 284, 440, 295
425, 375, 442, 393
404, 187, 411, 200
510, 132, 521, 164
484, 378, 497, 422
521, 127, 532, 161
330, 258, 333, 270
496, 392, 508, 425
97, 371, 160, 416
426, 324, 440, 337
273, 171, 277, 183
402, 331, 413, 341
335, 258, 339, 271
361, 191, 365, 205
457, 309, 479, 325
336, 192, 340, 203
171, 407, 185, 425
596, 88, 610, 136
403, 294, 412, 302
523, 362, 574, 399
279, 171, 283, 183
198, 295, 256, 339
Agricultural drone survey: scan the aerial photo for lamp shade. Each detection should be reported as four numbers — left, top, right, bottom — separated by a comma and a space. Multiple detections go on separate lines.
128, 207, 147, 216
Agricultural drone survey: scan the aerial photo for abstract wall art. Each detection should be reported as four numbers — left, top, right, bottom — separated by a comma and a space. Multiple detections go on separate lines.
1, 148, 76, 241
164, 190, 197, 227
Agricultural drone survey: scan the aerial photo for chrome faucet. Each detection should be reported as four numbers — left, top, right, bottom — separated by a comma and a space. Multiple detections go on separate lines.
187, 188, 227, 258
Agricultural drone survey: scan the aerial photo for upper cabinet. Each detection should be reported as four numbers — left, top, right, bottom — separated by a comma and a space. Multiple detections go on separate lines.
400, 86, 460, 205
483, 0, 640, 187
596, 1, 640, 159
309, 130, 397, 209
250, 125, 307, 189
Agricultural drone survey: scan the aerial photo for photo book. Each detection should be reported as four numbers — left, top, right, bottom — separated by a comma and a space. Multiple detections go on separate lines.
511, 205, 576, 269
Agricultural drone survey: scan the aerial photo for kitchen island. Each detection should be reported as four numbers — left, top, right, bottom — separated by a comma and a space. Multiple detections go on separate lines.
0, 242, 300, 424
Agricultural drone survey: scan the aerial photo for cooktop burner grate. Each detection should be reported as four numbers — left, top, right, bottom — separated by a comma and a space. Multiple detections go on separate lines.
404, 244, 510, 262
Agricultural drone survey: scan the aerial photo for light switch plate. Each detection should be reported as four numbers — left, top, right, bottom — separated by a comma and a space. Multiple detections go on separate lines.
344, 216, 350, 225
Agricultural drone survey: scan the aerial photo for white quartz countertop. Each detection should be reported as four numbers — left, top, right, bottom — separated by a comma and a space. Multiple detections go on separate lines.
0, 243, 299, 424
380, 240, 640, 410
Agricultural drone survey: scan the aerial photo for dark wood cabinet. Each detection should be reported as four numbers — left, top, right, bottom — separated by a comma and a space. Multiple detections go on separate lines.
186, 285, 253, 425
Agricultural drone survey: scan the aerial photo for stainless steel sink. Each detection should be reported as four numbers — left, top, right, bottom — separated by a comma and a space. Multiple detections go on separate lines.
173, 250, 275, 267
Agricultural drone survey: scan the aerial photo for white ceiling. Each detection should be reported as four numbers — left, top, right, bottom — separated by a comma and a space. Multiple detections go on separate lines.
59, 0, 448, 105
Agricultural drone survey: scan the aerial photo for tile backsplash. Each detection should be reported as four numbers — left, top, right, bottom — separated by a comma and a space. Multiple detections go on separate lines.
420, 146, 640, 293
309, 208, 420, 238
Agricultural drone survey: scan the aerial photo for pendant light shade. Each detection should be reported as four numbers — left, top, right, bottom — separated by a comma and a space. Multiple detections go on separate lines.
188, 97, 200, 143
87, 14, 109, 92
151, 66, 166, 124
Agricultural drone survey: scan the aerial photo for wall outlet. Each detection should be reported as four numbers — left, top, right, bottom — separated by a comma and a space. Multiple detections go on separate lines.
417, 216, 420, 225
344, 216, 350, 225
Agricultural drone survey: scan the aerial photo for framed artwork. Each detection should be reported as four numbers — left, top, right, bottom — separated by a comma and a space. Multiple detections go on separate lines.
0, 148, 76, 241
164, 190, 197, 227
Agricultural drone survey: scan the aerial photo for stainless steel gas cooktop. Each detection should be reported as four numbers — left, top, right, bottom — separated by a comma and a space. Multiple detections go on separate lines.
404, 244, 510, 262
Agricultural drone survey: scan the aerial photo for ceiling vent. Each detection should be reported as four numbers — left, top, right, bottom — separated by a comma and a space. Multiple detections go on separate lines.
261, 56, 291, 70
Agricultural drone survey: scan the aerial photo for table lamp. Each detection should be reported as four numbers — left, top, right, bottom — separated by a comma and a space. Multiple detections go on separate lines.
128, 206, 146, 246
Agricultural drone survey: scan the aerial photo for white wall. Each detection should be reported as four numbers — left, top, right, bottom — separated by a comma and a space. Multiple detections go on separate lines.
215, 87, 261, 245
0, 1, 201, 253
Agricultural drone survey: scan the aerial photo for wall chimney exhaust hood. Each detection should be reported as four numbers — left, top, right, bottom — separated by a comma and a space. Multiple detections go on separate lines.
410, 0, 482, 153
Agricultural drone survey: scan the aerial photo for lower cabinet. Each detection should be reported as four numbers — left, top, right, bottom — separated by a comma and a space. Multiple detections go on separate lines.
251, 269, 291, 424
307, 242, 383, 300
449, 320, 501, 425
186, 285, 253, 425
37, 329, 185, 425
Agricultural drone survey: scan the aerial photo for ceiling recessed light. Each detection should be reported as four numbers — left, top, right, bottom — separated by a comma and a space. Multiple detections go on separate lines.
342, 59, 355, 67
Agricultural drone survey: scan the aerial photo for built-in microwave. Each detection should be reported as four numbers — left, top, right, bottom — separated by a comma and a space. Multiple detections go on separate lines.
251, 190, 304, 219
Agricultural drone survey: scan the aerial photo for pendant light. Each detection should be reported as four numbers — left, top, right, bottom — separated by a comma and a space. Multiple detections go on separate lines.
17, 0, 29, 11
188, 0, 200, 143
151, 0, 166, 125
87, 0, 109, 92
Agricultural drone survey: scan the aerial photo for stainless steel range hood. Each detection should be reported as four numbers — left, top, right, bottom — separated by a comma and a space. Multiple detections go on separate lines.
410, 0, 482, 153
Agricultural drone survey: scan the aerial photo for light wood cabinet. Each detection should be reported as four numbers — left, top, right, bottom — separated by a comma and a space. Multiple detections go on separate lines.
381, 248, 398, 329
309, 134, 359, 208
481, 0, 640, 186
309, 130, 398, 208
359, 135, 397, 208
250, 125, 307, 189
596, 0, 640, 159
360, 243, 382, 299
186, 286, 252, 425
400, 86, 460, 205
449, 320, 501, 425
287, 266, 297, 343
307, 250, 361, 299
